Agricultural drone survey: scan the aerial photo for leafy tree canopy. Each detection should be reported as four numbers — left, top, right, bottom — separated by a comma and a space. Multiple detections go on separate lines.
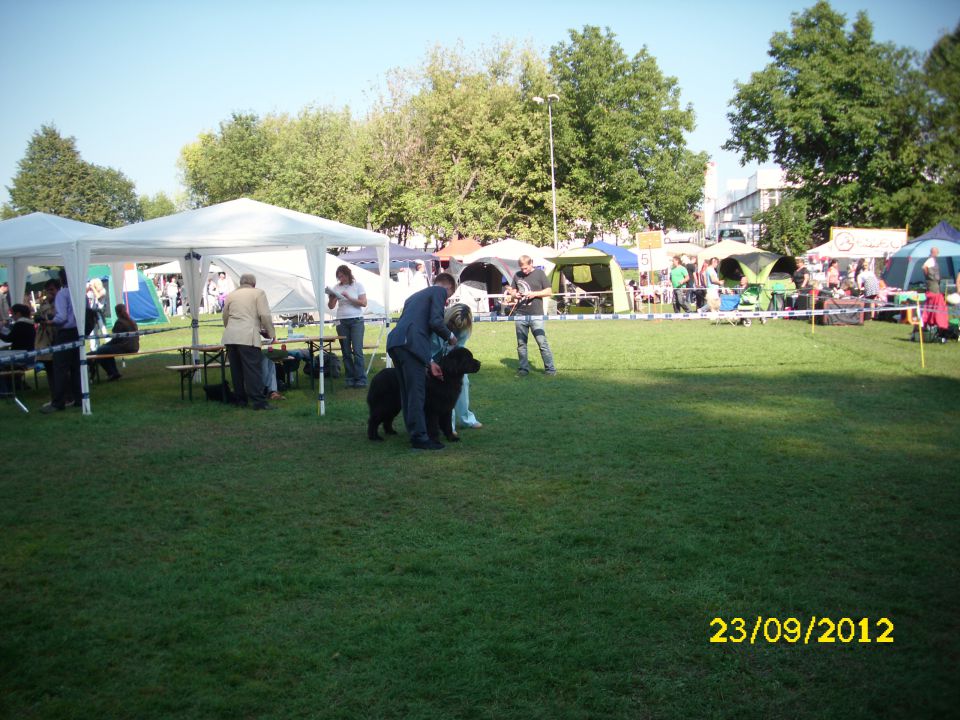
724, 1, 953, 240
549, 26, 707, 237
3, 124, 142, 227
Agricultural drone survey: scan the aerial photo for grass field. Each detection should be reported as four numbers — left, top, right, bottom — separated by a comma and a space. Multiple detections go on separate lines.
2, 314, 959, 719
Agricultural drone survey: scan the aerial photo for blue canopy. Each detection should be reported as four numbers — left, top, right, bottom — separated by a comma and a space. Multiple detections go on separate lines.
883, 239, 960, 291
584, 241, 638, 269
911, 221, 960, 244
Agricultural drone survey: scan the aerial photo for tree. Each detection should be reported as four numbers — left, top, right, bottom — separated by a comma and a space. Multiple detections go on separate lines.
754, 194, 814, 255
140, 191, 178, 220
920, 22, 960, 228
179, 112, 269, 207
724, 2, 933, 240
549, 26, 707, 238
3, 125, 142, 227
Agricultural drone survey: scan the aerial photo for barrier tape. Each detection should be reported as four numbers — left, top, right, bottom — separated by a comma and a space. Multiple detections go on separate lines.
6, 302, 953, 367
0, 324, 183, 366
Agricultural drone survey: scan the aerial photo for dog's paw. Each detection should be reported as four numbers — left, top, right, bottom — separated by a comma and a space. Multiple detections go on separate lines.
447, 435, 461, 442
368, 434, 384, 441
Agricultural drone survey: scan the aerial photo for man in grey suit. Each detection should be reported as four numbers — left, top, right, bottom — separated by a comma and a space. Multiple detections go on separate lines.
386, 272, 458, 450
222, 273, 276, 410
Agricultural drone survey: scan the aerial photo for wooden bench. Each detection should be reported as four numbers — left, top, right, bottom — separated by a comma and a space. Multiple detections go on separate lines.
166, 362, 230, 401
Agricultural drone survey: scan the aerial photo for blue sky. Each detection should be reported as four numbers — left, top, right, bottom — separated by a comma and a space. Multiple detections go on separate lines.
1, 0, 956, 205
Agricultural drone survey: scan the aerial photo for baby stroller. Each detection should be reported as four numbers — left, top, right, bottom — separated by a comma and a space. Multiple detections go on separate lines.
736, 285, 765, 326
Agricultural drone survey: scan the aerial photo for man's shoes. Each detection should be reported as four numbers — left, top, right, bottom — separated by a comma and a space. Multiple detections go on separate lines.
516, 369, 529, 377
40, 403, 64, 414
545, 369, 557, 376
411, 439, 445, 450
107, 374, 122, 382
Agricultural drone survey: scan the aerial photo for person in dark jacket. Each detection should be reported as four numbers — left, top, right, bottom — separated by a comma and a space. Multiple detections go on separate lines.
385, 273, 457, 450
88, 304, 140, 381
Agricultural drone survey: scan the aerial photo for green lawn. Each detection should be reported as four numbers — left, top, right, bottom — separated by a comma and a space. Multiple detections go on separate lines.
2, 316, 958, 719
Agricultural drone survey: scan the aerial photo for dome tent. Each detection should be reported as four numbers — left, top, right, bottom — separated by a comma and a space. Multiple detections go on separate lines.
549, 247, 630, 314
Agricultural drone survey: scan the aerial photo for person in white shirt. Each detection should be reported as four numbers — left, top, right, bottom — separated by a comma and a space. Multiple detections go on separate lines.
326, 265, 368, 388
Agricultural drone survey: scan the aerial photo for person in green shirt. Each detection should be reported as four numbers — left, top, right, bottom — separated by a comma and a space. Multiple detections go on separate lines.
670, 256, 692, 313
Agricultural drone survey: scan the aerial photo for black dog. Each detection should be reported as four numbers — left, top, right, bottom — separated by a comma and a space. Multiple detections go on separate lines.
367, 347, 481, 441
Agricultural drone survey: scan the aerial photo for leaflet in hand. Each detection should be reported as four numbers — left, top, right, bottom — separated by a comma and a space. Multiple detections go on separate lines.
325, 286, 345, 301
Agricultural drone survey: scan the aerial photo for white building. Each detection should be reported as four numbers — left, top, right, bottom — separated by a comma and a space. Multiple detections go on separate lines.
713, 168, 790, 243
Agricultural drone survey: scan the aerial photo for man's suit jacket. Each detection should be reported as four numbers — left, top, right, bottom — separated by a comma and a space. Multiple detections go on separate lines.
221, 286, 274, 346
386, 286, 450, 364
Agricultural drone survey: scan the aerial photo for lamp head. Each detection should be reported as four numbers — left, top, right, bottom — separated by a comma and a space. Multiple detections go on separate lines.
532, 96, 544, 104
547, 93, 559, 102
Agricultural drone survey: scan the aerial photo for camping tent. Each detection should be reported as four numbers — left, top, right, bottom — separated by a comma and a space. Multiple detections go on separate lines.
452, 239, 556, 313
1, 200, 390, 415
883, 239, 960, 291
549, 247, 630, 313
584, 241, 639, 270
339, 243, 436, 269
911, 220, 960, 244
718, 251, 796, 309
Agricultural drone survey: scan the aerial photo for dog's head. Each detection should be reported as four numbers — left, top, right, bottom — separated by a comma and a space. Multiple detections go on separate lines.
440, 346, 481, 377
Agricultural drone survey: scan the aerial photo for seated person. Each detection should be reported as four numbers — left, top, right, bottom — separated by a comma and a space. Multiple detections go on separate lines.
88, 303, 139, 381
260, 350, 285, 401
0, 303, 37, 393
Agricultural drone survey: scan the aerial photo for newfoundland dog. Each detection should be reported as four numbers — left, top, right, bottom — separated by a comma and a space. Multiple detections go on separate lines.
367, 347, 481, 441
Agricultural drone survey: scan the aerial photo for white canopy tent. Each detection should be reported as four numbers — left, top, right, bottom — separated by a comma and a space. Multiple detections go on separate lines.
208, 248, 411, 317
2, 200, 391, 415
0, 213, 106, 338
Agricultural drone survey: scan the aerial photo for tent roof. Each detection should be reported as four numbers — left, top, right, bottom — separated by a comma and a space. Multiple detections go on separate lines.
553, 247, 615, 264
461, 238, 555, 264
888, 238, 960, 259
80, 198, 389, 260
912, 221, 960, 244
339, 243, 436, 265
584, 241, 638, 269
0, 212, 105, 260
435, 237, 482, 259
660, 242, 704, 257
698, 240, 757, 262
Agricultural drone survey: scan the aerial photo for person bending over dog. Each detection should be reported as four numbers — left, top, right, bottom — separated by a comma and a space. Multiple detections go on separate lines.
385, 272, 457, 450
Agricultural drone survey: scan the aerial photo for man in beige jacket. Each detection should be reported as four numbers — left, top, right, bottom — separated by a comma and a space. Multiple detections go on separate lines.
222, 273, 276, 410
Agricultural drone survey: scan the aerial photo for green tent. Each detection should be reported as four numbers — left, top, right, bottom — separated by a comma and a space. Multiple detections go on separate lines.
549, 247, 631, 313
1, 264, 167, 325
719, 252, 797, 308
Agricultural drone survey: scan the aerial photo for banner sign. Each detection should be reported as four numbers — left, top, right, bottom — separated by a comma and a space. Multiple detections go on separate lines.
826, 227, 907, 257
634, 231, 663, 250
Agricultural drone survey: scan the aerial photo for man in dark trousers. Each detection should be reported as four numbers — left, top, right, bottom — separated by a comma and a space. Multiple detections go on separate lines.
505, 255, 556, 376
41, 269, 82, 413
386, 272, 457, 450
221, 273, 276, 410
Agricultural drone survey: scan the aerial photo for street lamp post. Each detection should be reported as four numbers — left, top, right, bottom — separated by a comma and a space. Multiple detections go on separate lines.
533, 94, 560, 250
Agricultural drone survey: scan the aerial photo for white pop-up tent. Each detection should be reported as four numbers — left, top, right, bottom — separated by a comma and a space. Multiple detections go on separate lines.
78, 199, 391, 416
0, 213, 106, 329
209, 248, 411, 316
2, 200, 390, 415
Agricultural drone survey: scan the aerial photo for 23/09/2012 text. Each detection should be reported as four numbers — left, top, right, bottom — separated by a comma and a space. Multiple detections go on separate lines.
710, 616, 894, 644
